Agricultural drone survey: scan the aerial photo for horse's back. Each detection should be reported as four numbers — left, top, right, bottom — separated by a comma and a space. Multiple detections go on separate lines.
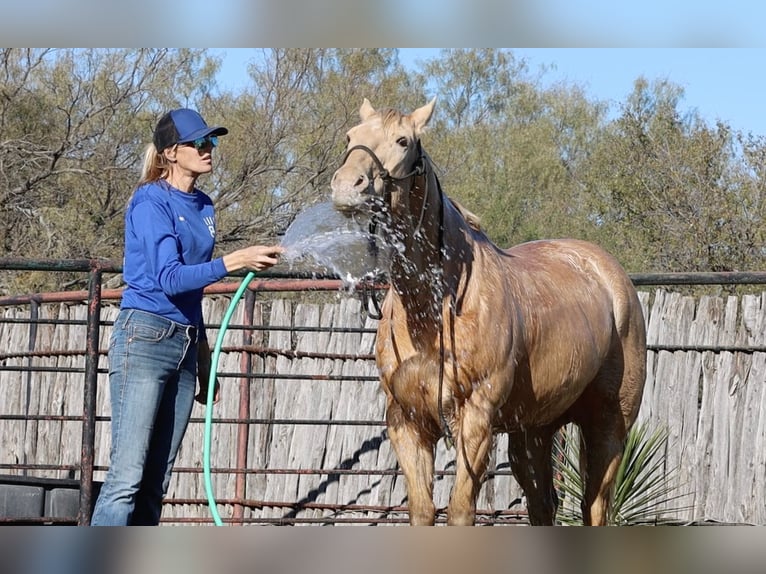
504, 239, 638, 313
503, 237, 644, 337
505, 238, 626, 275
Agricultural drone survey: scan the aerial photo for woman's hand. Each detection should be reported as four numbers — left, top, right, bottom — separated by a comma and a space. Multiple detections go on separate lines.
195, 338, 220, 404
223, 244, 285, 273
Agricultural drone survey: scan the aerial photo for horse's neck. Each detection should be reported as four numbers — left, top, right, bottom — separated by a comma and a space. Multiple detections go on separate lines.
388, 170, 456, 320
390, 172, 440, 262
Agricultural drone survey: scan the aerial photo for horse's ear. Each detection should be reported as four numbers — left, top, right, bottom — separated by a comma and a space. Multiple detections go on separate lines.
360, 98, 376, 120
410, 98, 436, 134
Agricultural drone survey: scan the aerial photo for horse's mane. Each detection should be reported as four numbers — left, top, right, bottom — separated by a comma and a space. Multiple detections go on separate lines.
420, 150, 483, 233
379, 107, 403, 130
449, 197, 482, 231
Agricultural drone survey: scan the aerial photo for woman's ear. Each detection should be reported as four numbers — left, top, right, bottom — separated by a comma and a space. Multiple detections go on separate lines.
163, 145, 178, 163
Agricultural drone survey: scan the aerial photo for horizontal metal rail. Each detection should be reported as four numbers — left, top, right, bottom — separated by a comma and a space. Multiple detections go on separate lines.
3, 257, 766, 525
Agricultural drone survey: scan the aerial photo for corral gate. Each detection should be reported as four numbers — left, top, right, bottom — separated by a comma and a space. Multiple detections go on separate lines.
2, 258, 766, 525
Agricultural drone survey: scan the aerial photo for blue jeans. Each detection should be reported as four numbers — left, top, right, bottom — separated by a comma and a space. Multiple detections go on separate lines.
90, 309, 198, 526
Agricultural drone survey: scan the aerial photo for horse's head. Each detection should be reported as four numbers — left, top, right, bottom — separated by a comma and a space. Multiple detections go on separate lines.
331, 98, 435, 215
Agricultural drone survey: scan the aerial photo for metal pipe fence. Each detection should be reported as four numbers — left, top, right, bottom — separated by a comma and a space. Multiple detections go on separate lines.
2, 257, 766, 525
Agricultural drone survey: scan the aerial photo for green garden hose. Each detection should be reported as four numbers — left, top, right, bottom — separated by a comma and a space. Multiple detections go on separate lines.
203, 271, 255, 526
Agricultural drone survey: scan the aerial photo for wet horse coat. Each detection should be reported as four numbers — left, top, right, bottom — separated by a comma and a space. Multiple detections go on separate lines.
331, 98, 647, 525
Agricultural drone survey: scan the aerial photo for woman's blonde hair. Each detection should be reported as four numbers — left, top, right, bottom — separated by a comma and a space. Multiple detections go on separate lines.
136, 143, 172, 188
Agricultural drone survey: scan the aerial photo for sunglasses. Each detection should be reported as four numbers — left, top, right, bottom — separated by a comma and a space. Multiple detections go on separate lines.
182, 135, 219, 151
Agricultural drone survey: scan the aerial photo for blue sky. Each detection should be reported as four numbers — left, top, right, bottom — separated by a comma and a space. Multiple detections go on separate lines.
217, 48, 766, 137
1, 1, 763, 47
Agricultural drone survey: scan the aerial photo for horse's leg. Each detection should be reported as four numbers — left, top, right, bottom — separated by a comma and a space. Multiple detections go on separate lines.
578, 325, 645, 526
507, 426, 558, 525
447, 399, 493, 526
386, 401, 437, 525
578, 415, 627, 526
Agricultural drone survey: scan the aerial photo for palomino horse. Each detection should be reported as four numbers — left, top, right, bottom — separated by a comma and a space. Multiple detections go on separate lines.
330, 98, 647, 526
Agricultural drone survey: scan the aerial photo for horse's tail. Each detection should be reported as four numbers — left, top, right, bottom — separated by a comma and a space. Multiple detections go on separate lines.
593, 248, 645, 344
618, 280, 645, 349
599, 250, 648, 423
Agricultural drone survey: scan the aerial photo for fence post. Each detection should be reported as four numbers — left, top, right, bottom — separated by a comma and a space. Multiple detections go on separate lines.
22, 299, 39, 476
77, 265, 102, 525
233, 288, 256, 525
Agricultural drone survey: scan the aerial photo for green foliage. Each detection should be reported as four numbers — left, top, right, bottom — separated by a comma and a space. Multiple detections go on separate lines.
554, 422, 692, 526
212, 48, 413, 249
412, 49, 610, 248
0, 48, 217, 292
2, 48, 766, 295
579, 78, 747, 273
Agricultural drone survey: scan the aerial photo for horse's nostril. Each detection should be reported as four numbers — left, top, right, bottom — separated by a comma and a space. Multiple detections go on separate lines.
355, 176, 366, 188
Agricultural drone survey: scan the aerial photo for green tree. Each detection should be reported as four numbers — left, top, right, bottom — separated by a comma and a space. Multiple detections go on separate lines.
581, 77, 745, 273
409, 48, 606, 249
2, 48, 765, 294
0, 48, 218, 292
211, 48, 414, 251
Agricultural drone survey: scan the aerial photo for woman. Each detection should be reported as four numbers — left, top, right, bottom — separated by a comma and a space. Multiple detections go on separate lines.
91, 108, 284, 525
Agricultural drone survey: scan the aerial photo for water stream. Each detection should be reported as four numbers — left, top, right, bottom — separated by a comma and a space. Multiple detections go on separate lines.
278, 202, 390, 288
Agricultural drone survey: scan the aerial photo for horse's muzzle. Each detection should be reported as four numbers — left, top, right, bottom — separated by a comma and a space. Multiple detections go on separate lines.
332, 194, 386, 218
331, 177, 385, 214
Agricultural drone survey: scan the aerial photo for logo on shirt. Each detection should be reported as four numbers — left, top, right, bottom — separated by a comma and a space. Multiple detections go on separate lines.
204, 216, 216, 238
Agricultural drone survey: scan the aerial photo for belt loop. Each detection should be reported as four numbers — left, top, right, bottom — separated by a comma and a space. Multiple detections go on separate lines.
122, 308, 134, 329
167, 320, 176, 338
178, 322, 196, 344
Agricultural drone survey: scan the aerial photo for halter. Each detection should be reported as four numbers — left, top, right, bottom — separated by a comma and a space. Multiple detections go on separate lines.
341, 141, 431, 237
341, 142, 425, 187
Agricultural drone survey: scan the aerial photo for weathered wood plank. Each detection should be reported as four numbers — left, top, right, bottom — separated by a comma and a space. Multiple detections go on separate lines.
3, 287, 766, 524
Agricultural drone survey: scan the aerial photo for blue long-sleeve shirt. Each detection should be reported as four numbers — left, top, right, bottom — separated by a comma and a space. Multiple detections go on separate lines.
120, 180, 228, 338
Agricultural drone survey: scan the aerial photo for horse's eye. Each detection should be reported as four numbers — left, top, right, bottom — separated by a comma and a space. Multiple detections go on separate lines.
346, 135, 350, 145
396, 137, 408, 148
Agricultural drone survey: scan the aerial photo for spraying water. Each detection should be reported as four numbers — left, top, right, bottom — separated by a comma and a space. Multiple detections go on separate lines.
279, 202, 390, 288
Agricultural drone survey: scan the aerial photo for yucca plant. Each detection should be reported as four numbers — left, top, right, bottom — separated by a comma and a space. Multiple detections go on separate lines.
553, 421, 692, 525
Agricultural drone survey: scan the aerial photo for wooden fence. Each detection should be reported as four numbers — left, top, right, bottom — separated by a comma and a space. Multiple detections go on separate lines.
1, 287, 765, 525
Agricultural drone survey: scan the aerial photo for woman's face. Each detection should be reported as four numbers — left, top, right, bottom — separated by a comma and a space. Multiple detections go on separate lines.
165, 135, 218, 178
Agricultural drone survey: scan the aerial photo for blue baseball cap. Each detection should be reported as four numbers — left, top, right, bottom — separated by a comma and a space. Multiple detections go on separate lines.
153, 108, 228, 151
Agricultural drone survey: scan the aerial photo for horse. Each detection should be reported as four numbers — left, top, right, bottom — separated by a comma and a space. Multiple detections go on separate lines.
330, 98, 647, 526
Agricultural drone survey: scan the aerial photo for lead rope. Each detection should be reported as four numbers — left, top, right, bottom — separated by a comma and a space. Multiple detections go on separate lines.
435, 179, 454, 448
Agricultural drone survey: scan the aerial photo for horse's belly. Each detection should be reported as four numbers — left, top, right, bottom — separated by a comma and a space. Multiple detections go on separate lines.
496, 341, 608, 429
375, 283, 615, 432
498, 383, 582, 430
381, 359, 570, 433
